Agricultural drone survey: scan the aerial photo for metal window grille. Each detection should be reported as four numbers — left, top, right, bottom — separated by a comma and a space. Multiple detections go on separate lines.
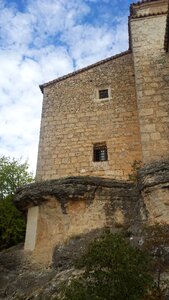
93, 143, 108, 162
99, 89, 109, 99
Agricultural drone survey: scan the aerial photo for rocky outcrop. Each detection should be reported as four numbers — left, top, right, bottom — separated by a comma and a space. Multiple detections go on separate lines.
138, 159, 169, 190
14, 176, 138, 212
0, 243, 81, 300
138, 159, 169, 224
13, 159, 169, 265
14, 176, 145, 264
14, 176, 144, 230
52, 228, 105, 269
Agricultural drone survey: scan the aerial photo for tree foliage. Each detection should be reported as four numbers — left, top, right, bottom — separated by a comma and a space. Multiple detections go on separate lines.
0, 156, 33, 199
61, 232, 153, 300
0, 156, 34, 249
0, 195, 26, 249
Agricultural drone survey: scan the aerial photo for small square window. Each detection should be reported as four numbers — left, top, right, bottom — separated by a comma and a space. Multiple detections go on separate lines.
94, 87, 111, 102
99, 89, 109, 99
93, 143, 108, 162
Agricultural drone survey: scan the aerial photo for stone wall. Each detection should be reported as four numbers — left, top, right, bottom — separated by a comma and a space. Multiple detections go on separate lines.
131, 0, 169, 163
36, 53, 142, 181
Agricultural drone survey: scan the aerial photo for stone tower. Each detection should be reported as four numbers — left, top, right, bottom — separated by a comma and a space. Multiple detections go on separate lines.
130, 0, 169, 163
14, 0, 169, 265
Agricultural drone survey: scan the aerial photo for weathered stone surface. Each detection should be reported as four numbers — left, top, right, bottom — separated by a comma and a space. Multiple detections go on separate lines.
14, 162, 169, 263
14, 176, 136, 212
52, 229, 104, 270
0, 243, 68, 300
138, 158, 169, 190
138, 159, 169, 224
14, 176, 146, 264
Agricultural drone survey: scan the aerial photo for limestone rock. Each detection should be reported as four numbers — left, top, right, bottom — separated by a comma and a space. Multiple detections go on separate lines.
14, 176, 136, 212
138, 158, 169, 190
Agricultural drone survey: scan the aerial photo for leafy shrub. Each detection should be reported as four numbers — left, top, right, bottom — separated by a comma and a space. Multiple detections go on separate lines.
61, 232, 153, 300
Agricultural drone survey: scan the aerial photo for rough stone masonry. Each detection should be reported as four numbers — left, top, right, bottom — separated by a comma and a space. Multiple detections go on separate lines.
14, 0, 169, 265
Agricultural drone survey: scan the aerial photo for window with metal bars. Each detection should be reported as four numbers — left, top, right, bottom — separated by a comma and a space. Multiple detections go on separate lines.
99, 89, 109, 99
93, 143, 108, 162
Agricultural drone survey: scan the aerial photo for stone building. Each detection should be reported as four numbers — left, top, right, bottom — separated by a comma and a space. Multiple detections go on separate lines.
15, 0, 169, 265
36, 0, 169, 182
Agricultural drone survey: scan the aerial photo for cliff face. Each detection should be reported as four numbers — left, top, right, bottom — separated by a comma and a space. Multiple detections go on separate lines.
12, 158, 169, 265
14, 176, 144, 265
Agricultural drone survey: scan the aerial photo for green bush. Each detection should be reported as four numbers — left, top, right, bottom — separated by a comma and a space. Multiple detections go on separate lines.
62, 232, 153, 300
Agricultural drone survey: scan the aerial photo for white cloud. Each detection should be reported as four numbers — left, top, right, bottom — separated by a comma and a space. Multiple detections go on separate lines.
60, 14, 129, 69
0, 0, 129, 173
35, 46, 74, 82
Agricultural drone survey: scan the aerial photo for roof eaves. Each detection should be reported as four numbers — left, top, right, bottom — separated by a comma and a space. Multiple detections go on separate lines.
39, 50, 132, 93
130, 10, 167, 19
132, 0, 164, 6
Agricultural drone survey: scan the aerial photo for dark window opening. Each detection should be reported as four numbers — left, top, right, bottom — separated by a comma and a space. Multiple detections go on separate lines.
99, 89, 109, 99
93, 143, 108, 162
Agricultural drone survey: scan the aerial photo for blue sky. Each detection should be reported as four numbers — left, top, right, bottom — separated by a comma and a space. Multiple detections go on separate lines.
0, 0, 137, 173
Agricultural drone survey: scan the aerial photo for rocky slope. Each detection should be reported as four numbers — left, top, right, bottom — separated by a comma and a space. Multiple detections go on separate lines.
0, 229, 104, 300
